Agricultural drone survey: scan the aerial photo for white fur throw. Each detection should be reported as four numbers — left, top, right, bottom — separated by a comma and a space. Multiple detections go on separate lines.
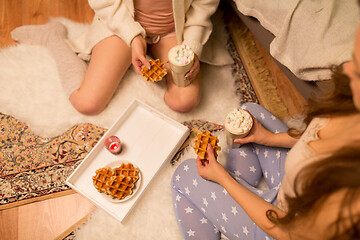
0, 16, 237, 138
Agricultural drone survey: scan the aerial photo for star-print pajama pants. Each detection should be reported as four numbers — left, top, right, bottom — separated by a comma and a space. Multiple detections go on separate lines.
171, 103, 290, 240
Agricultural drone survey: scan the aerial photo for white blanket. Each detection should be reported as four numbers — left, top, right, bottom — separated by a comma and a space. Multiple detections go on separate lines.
0, 15, 236, 138
233, 0, 360, 81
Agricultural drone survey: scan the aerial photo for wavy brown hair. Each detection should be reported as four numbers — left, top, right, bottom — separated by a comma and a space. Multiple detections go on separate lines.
267, 147, 360, 239
267, 66, 360, 239
288, 65, 357, 137
304, 65, 357, 125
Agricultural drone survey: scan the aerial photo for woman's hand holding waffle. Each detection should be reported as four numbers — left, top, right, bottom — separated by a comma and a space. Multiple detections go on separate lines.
131, 35, 150, 74
196, 144, 229, 184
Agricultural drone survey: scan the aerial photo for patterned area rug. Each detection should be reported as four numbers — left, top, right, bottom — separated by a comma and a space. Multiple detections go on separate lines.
0, 31, 257, 211
0, 113, 106, 210
227, 33, 258, 104
0, 116, 223, 210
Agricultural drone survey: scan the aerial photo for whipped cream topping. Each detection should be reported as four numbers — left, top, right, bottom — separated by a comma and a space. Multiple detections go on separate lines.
224, 109, 253, 134
168, 44, 194, 66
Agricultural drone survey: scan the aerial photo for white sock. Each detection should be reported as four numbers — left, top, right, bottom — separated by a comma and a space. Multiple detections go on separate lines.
11, 20, 87, 97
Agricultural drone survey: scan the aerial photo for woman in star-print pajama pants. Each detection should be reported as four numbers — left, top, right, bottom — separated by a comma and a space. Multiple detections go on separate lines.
171, 103, 290, 240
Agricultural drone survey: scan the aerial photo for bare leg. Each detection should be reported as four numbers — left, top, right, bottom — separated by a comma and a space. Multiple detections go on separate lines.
69, 35, 132, 115
149, 37, 201, 113
11, 21, 87, 96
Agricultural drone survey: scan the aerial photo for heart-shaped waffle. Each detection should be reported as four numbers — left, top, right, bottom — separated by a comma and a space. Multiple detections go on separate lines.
107, 175, 134, 200
141, 59, 167, 82
92, 163, 140, 201
193, 131, 221, 160
114, 163, 140, 183
92, 167, 115, 193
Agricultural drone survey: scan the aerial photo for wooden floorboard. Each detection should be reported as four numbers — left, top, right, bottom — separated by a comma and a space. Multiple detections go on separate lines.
0, 0, 94, 47
0, 207, 19, 240
0, 193, 94, 240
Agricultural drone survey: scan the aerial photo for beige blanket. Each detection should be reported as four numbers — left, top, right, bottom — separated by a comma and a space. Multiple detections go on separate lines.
233, 0, 360, 81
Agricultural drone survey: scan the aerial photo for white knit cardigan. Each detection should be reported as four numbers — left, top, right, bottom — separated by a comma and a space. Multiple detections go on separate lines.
71, 0, 220, 60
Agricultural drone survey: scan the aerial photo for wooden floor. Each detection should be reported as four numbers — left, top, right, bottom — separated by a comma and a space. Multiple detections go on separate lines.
0, 0, 306, 239
0, 194, 94, 240
0, 0, 94, 47
0, 1, 95, 239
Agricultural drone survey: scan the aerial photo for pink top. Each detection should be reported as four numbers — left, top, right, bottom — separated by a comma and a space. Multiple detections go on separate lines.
134, 0, 175, 36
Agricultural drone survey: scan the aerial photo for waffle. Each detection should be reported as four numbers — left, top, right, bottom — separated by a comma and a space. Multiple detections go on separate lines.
193, 131, 221, 160
114, 163, 139, 183
107, 175, 134, 200
92, 167, 115, 193
141, 59, 167, 82
93, 163, 140, 200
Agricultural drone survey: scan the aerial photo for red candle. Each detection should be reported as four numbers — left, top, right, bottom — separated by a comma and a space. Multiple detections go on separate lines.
105, 136, 122, 154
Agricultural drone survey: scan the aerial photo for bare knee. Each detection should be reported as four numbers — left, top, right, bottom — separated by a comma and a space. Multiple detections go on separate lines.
75, 102, 105, 115
71, 99, 105, 115
69, 91, 106, 115
164, 91, 200, 113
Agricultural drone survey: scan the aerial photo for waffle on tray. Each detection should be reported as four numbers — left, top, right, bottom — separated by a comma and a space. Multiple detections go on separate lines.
92, 163, 140, 200
193, 131, 221, 160
107, 175, 134, 200
141, 59, 167, 82
92, 167, 115, 194
114, 163, 140, 183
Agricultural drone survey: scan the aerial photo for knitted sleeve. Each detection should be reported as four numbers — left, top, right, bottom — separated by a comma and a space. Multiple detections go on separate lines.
88, 0, 146, 46
182, 0, 220, 57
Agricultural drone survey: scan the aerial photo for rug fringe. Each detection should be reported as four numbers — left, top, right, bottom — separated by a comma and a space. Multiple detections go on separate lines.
225, 10, 290, 120
56, 214, 90, 240
0, 189, 75, 211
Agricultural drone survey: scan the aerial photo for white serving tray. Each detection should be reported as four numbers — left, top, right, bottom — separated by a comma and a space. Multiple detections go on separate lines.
66, 99, 190, 222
